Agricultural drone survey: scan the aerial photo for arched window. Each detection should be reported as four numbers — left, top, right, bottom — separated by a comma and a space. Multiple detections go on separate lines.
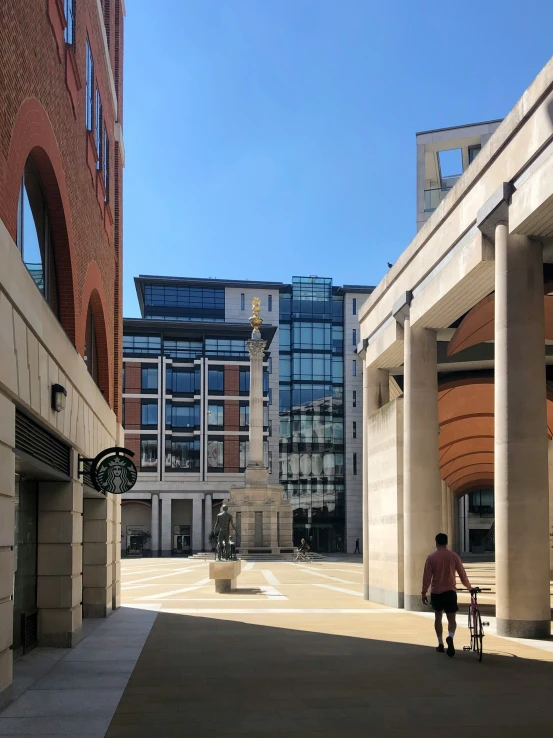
84, 305, 99, 386
16, 157, 59, 316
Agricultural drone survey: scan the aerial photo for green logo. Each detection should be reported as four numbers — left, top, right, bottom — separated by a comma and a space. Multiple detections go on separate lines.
92, 451, 137, 494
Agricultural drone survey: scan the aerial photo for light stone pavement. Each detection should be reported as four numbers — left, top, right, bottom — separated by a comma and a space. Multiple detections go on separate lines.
1, 558, 553, 736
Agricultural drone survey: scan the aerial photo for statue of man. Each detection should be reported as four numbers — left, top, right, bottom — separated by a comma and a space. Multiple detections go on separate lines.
214, 504, 236, 560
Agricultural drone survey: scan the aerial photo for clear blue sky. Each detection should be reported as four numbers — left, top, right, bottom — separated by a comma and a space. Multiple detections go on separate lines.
123, 0, 553, 317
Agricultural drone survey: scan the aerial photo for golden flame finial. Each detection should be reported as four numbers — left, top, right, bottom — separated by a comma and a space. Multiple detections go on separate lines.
249, 297, 263, 334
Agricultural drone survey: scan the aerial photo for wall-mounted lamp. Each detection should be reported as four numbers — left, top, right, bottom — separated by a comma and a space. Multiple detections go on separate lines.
51, 383, 67, 412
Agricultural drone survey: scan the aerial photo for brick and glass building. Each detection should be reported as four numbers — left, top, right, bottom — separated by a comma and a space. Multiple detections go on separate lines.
0, 0, 124, 692
122, 275, 373, 556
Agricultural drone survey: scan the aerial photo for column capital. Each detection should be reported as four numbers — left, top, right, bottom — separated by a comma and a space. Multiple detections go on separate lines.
476, 182, 514, 240
246, 339, 266, 359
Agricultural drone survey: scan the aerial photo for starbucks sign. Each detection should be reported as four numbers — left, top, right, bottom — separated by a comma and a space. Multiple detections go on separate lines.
89, 447, 138, 495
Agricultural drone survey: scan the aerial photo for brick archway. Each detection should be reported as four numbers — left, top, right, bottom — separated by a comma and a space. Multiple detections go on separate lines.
80, 261, 112, 405
4, 98, 78, 344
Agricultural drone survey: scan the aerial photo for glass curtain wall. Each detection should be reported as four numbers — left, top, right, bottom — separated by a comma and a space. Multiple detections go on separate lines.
279, 277, 345, 553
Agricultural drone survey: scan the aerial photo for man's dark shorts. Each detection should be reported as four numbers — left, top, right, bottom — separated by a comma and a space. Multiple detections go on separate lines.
430, 590, 458, 613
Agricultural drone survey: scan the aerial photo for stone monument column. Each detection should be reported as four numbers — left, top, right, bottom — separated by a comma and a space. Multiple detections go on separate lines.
246, 297, 269, 487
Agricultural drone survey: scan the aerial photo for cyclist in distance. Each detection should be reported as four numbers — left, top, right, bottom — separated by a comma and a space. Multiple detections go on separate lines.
421, 533, 472, 658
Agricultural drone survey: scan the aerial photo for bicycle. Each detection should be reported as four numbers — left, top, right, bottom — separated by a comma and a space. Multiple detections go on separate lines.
294, 550, 311, 563
461, 587, 491, 661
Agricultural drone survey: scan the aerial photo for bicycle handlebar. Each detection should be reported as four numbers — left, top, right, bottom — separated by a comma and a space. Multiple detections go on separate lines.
458, 587, 492, 592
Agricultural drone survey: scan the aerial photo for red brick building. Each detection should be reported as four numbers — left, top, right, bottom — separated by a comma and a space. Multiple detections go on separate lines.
0, 0, 124, 692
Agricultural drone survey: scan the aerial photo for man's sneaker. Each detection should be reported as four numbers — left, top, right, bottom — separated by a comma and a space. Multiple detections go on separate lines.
446, 636, 455, 657
436, 644, 444, 653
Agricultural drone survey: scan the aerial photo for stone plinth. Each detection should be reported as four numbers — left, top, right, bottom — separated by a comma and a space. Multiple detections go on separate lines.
209, 560, 242, 593
228, 483, 293, 553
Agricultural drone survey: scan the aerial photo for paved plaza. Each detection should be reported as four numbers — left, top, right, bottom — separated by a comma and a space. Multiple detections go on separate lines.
1, 557, 553, 736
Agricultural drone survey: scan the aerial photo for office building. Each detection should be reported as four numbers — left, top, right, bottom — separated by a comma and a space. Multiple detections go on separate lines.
0, 0, 124, 693
122, 275, 373, 555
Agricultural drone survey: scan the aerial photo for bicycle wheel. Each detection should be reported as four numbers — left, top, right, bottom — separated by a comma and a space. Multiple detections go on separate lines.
474, 610, 484, 662
468, 607, 475, 650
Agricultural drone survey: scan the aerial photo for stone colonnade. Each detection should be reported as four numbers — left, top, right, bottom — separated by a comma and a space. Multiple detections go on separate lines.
363, 205, 552, 638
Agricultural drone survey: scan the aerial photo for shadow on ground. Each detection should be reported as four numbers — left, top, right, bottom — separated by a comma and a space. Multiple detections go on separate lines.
105, 608, 553, 738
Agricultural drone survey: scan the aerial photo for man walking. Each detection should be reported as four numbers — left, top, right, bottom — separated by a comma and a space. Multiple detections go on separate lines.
421, 533, 472, 657
354, 538, 360, 554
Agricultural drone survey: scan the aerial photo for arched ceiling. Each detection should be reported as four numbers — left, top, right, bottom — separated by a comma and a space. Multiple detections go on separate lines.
438, 374, 553, 497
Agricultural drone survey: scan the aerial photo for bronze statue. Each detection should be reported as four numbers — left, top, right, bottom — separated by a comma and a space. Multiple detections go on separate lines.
214, 504, 236, 560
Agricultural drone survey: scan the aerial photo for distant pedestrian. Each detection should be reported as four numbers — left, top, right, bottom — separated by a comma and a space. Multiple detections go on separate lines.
354, 538, 360, 554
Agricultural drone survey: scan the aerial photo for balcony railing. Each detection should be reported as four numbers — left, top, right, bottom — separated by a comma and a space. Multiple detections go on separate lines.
423, 186, 453, 212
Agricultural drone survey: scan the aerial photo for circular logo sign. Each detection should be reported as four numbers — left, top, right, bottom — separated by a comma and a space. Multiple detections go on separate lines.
92, 450, 137, 494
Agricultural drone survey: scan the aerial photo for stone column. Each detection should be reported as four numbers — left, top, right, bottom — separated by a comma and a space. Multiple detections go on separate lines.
151, 492, 160, 557
403, 318, 441, 611
246, 337, 267, 475
161, 495, 172, 557
445, 485, 453, 546
494, 226, 550, 638
83, 495, 114, 618
440, 481, 448, 537
112, 494, 121, 610
192, 495, 203, 553
204, 493, 212, 551
37, 478, 83, 646
548, 441, 553, 575
0, 396, 15, 692
362, 365, 389, 599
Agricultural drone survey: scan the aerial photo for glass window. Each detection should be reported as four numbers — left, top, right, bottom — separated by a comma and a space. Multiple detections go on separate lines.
207, 439, 223, 469
208, 404, 224, 426
352, 390, 356, 408
352, 421, 356, 439
85, 37, 94, 131
141, 366, 158, 392
268, 357, 272, 374
166, 366, 199, 394
263, 405, 269, 426
241, 293, 245, 310
141, 401, 158, 426
239, 440, 249, 469
165, 439, 200, 471
64, 0, 75, 44
279, 388, 291, 412
352, 298, 357, 315
268, 450, 272, 473
95, 87, 102, 168
268, 294, 272, 312
268, 388, 272, 405
239, 369, 250, 393
144, 285, 225, 321
84, 306, 99, 385
352, 359, 356, 377
208, 369, 224, 393
140, 438, 157, 470
332, 326, 343, 353
468, 145, 481, 164
263, 370, 269, 393
123, 334, 161, 356
280, 356, 291, 381
352, 329, 356, 347
166, 402, 198, 429
16, 158, 58, 313
240, 405, 249, 427
163, 340, 202, 359
205, 338, 248, 357
353, 452, 357, 475
279, 324, 291, 351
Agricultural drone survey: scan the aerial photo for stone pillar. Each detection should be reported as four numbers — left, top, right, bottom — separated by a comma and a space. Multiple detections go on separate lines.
151, 492, 160, 557
548, 441, 553, 575
83, 496, 114, 618
204, 494, 213, 551
494, 226, 550, 638
112, 495, 121, 610
403, 319, 441, 611
192, 495, 202, 553
37, 479, 83, 646
450, 494, 459, 553
246, 337, 268, 486
161, 495, 172, 557
440, 481, 448, 537
445, 485, 453, 546
362, 365, 389, 599
0, 396, 15, 693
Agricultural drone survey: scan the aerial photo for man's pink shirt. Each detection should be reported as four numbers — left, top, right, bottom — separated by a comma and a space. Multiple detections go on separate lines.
421, 547, 471, 595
